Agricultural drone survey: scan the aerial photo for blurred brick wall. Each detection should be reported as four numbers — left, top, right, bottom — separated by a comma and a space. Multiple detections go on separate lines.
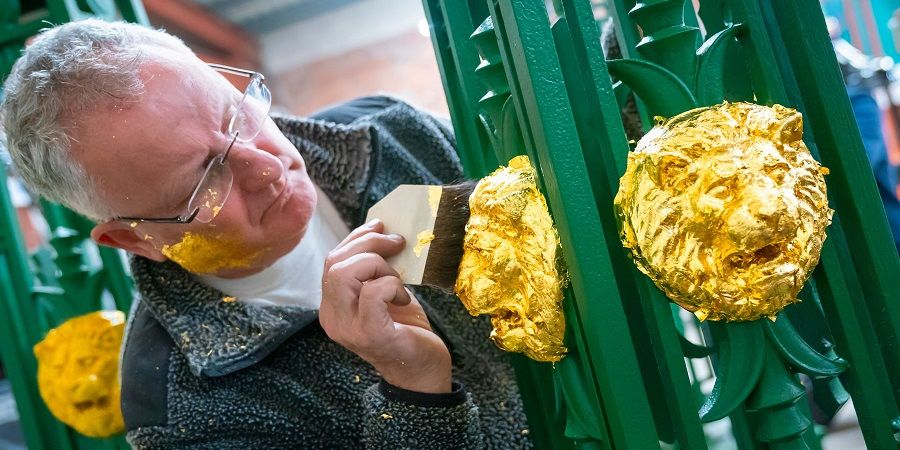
272, 30, 450, 118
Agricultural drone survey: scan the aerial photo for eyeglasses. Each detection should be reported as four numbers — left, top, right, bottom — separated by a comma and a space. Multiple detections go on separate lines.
113, 63, 272, 225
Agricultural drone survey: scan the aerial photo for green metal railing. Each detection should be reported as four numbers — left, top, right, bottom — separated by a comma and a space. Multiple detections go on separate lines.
424, 0, 900, 448
0, 2, 146, 449
2, 0, 900, 448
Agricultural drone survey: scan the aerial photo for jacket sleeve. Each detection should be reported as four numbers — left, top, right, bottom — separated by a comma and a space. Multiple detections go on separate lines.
363, 380, 484, 449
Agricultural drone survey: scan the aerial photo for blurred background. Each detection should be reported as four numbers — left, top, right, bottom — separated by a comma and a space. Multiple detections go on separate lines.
142, 0, 452, 116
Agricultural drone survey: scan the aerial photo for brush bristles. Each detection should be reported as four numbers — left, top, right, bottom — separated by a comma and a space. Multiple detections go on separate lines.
421, 181, 476, 292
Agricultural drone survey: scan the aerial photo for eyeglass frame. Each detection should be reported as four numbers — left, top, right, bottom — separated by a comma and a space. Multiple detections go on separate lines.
112, 63, 269, 225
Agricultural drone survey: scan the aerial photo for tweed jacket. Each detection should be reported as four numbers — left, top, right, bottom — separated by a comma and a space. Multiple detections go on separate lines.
119, 97, 532, 449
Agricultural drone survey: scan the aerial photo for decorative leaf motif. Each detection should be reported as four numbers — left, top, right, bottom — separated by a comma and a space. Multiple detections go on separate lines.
765, 318, 847, 377
743, 345, 812, 447
607, 59, 698, 118
699, 322, 765, 422
695, 24, 746, 105
811, 374, 851, 418
697, 0, 727, 36
554, 346, 605, 441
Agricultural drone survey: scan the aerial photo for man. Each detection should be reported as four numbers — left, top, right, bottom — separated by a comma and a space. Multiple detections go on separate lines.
2, 20, 530, 449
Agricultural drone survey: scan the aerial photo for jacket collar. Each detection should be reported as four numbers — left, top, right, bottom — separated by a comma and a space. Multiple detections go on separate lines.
272, 114, 373, 229
131, 115, 373, 377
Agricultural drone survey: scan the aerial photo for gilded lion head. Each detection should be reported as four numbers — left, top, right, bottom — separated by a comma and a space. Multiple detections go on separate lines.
34, 311, 125, 437
615, 102, 832, 321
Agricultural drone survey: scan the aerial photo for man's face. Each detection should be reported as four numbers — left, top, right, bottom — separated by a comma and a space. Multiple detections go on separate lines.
81, 45, 317, 277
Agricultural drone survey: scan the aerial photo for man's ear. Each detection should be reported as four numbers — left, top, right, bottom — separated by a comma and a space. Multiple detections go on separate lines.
91, 221, 167, 262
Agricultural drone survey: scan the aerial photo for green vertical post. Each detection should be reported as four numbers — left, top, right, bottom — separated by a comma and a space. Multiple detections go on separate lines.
753, 0, 900, 446
548, 1, 707, 447
768, 0, 900, 380
422, 0, 495, 176
490, 0, 660, 447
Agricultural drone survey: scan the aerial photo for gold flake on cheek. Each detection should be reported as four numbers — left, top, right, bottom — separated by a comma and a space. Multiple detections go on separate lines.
161, 231, 269, 274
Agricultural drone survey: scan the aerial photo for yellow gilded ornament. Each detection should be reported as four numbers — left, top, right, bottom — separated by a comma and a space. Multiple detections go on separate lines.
33, 311, 126, 437
614, 102, 833, 321
456, 155, 567, 362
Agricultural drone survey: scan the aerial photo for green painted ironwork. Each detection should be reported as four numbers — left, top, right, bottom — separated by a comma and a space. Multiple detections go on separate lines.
425, 0, 900, 448
2, 0, 899, 448
0, 2, 146, 449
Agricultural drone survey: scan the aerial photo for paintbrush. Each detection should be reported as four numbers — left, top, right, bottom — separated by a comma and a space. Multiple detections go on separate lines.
365, 156, 569, 362
364, 181, 476, 292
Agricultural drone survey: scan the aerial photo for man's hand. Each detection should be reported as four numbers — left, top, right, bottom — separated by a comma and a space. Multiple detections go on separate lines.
320, 219, 452, 393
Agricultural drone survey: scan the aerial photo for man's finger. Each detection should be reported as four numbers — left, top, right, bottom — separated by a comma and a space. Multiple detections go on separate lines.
335, 219, 383, 250
341, 252, 401, 283
321, 252, 391, 324
356, 276, 411, 352
325, 232, 404, 269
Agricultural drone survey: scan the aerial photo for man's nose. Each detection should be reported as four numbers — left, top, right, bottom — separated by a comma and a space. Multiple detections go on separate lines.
227, 144, 283, 193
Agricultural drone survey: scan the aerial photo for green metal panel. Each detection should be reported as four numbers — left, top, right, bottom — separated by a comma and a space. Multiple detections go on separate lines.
0, 166, 74, 450
422, 0, 497, 177
0, 2, 145, 449
742, 1, 900, 446
426, 0, 900, 449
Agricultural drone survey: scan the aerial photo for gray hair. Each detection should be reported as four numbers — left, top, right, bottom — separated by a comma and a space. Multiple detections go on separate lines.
1, 19, 190, 222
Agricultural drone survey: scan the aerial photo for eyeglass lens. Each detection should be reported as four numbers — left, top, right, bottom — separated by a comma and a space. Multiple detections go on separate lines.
188, 76, 270, 223
187, 154, 235, 223
230, 76, 272, 142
